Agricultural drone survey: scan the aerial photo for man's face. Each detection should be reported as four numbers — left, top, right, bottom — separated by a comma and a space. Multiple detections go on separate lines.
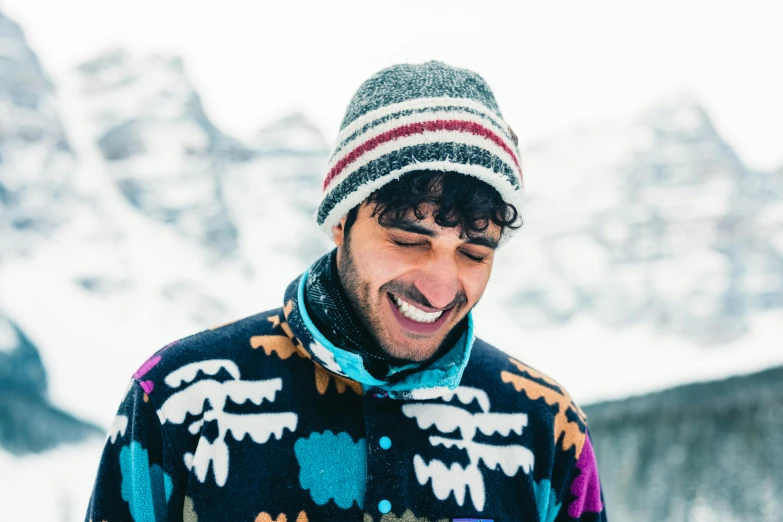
333, 202, 500, 362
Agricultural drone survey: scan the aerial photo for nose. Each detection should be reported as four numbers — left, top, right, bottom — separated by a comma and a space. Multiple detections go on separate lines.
414, 252, 461, 310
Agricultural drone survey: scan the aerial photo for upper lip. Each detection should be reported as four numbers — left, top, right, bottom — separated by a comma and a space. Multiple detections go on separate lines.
388, 292, 453, 314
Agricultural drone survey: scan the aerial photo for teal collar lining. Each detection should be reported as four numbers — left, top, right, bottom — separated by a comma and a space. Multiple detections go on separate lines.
296, 269, 474, 393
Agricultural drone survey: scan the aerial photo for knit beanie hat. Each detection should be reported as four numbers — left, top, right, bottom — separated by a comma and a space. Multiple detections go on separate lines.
316, 60, 524, 233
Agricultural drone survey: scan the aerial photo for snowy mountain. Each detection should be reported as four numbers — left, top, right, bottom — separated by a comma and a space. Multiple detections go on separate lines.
222, 113, 332, 272
0, 9, 781, 521
490, 92, 783, 345
251, 111, 329, 155
0, 12, 332, 437
0, 12, 75, 256
74, 49, 251, 256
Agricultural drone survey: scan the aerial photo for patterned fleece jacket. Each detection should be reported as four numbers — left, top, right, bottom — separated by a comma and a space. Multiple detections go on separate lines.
85, 269, 607, 522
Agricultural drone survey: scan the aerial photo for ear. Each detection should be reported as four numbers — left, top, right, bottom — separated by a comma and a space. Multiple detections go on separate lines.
332, 215, 348, 248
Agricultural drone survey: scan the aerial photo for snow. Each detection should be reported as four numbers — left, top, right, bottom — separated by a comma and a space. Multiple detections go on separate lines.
0, 441, 104, 521
0, 317, 16, 352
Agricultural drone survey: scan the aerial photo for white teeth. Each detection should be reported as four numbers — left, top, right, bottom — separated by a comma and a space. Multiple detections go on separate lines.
392, 295, 444, 324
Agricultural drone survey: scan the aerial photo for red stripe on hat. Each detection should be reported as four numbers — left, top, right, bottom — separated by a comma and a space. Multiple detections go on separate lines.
323, 120, 521, 190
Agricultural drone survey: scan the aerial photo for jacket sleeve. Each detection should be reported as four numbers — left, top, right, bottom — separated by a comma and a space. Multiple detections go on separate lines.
85, 379, 175, 522
556, 430, 608, 522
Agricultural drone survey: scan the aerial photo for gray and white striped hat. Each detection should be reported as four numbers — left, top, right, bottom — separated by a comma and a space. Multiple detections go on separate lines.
317, 60, 524, 233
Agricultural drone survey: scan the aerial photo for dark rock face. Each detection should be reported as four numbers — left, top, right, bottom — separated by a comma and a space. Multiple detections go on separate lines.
0, 315, 102, 455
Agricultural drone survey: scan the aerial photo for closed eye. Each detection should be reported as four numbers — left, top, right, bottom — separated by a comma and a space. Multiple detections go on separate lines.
393, 240, 427, 248
461, 251, 487, 263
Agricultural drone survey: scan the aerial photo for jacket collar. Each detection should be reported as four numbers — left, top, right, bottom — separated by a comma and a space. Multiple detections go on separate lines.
282, 269, 474, 400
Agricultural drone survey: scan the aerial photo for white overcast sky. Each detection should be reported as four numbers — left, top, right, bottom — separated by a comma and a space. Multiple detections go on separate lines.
4, 0, 782, 170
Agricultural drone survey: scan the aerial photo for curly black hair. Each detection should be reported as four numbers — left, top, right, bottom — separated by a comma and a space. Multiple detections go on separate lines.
344, 170, 521, 238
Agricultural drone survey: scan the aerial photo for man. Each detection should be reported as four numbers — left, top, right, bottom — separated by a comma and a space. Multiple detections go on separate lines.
86, 61, 607, 522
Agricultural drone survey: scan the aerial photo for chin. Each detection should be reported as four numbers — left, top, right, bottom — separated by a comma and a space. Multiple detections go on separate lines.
379, 329, 447, 362
404, 344, 441, 361
384, 345, 439, 363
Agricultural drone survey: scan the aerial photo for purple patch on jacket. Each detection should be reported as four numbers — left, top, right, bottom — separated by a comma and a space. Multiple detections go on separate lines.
568, 433, 604, 518
134, 355, 161, 380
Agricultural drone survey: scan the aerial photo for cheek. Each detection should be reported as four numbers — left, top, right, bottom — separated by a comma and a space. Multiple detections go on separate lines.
461, 263, 493, 304
370, 252, 414, 287
350, 245, 412, 293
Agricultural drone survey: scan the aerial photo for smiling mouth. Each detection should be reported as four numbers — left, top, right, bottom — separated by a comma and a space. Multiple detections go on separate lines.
388, 293, 451, 324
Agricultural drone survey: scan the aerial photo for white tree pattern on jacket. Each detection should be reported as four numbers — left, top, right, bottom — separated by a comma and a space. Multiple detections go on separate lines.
156, 359, 298, 486
402, 386, 533, 511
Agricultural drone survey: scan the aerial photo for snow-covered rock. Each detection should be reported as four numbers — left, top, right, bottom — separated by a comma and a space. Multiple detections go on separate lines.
74, 49, 249, 255
251, 112, 329, 156
486, 91, 783, 346
0, 12, 75, 255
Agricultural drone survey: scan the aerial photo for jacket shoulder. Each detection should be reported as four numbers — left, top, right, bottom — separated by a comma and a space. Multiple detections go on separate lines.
468, 337, 585, 410
466, 337, 590, 458
129, 307, 289, 399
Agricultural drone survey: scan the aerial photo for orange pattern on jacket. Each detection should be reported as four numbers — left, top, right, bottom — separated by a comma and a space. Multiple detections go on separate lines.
250, 302, 363, 396
501, 358, 587, 458
255, 511, 309, 522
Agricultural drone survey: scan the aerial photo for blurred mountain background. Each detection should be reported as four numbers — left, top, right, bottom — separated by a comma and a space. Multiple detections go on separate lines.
1, 9, 781, 521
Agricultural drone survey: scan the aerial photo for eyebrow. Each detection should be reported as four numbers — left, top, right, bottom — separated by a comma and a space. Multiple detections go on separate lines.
465, 235, 499, 250
387, 221, 499, 250
389, 221, 437, 237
